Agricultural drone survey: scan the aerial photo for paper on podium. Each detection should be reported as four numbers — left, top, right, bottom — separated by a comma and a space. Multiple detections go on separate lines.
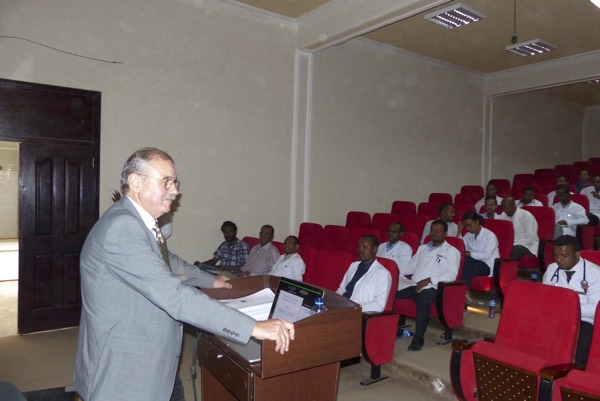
220, 288, 275, 321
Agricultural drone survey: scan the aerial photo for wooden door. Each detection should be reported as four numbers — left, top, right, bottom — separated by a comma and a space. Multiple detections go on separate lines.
18, 142, 97, 333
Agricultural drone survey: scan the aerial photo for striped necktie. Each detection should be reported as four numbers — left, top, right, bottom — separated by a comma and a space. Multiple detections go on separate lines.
153, 222, 170, 267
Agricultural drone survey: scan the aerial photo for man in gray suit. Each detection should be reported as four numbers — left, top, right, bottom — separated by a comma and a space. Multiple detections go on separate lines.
75, 148, 294, 401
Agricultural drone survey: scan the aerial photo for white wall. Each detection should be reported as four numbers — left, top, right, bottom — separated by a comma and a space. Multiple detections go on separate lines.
307, 39, 484, 224
583, 106, 600, 160
489, 92, 585, 179
0, 0, 297, 259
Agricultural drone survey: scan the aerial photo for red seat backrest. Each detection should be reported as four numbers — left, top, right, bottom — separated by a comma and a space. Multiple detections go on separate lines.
496, 281, 580, 364
522, 206, 555, 241
242, 236, 260, 250
460, 185, 484, 199
345, 211, 371, 229
586, 304, 600, 375
348, 227, 382, 259
371, 212, 400, 242
571, 193, 590, 213
429, 192, 453, 204
488, 179, 511, 196
298, 222, 323, 249
310, 249, 353, 292
272, 241, 284, 255
454, 193, 479, 205
417, 202, 440, 220
298, 245, 318, 283
481, 219, 514, 259
402, 214, 430, 241
321, 225, 350, 252
400, 232, 420, 256
375, 257, 399, 312
391, 200, 417, 219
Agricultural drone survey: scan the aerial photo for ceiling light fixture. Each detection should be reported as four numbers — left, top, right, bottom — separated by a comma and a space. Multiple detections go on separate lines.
505, 38, 557, 56
424, 2, 485, 29
591, 0, 600, 8
588, 79, 600, 83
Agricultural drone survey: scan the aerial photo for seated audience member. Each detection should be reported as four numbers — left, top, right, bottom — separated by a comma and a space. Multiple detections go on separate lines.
241, 225, 280, 276
195, 220, 249, 271
547, 175, 572, 206
580, 175, 600, 226
542, 235, 600, 366
501, 197, 539, 260
480, 196, 508, 220
474, 183, 503, 213
421, 203, 458, 244
336, 235, 392, 313
552, 185, 589, 238
396, 220, 460, 351
516, 186, 543, 207
270, 236, 305, 282
376, 222, 413, 275
576, 169, 593, 193
460, 212, 499, 300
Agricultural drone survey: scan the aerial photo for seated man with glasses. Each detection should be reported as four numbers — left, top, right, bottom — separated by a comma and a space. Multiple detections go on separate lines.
376, 222, 412, 275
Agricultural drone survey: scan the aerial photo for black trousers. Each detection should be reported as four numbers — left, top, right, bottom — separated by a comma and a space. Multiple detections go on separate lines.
510, 245, 535, 260
170, 375, 186, 401
396, 287, 437, 342
576, 321, 594, 367
461, 256, 490, 287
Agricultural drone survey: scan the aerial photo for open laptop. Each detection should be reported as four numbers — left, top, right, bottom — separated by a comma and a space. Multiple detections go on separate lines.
223, 278, 325, 363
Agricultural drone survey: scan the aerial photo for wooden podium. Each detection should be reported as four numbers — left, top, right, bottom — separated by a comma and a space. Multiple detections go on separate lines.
198, 275, 362, 401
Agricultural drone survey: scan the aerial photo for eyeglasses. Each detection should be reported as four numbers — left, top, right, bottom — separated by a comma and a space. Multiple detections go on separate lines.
138, 173, 181, 190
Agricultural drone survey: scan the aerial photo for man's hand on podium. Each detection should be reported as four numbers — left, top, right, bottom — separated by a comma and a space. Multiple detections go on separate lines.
212, 275, 232, 289
252, 319, 295, 354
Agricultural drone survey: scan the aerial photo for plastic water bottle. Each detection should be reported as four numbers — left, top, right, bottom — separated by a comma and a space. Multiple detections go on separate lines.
531, 272, 538, 282
402, 329, 414, 337
312, 297, 327, 314
488, 296, 496, 319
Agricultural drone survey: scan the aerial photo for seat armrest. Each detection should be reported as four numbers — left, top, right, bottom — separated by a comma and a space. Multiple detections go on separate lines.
539, 363, 577, 381
362, 310, 398, 320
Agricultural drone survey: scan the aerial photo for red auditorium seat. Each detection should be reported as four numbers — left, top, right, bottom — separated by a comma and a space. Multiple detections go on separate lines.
298, 245, 318, 283
512, 173, 537, 191
298, 222, 323, 249
539, 303, 600, 401
488, 178, 511, 197
391, 200, 417, 219
320, 225, 350, 252
417, 202, 440, 220
345, 211, 371, 229
394, 236, 467, 344
371, 212, 400, 242
242, 236, 259, 250
460, 185, 484, 200
451, 281, 581, 401
272, 240, 284, 255
307, 248, 353, 292
428, 192, 453, 204
521, 206, 556, 273
402, 214, 430, 242
454, 193, 479, 206
360, 257, 400, 386
400, 231, 420, 257
348, 227, 381, 259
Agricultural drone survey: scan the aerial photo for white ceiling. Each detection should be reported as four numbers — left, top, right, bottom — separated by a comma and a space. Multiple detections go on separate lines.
231, 0, 600, 106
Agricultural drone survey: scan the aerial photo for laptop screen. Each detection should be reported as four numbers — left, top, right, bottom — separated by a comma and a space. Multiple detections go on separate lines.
269, 277, 325, 323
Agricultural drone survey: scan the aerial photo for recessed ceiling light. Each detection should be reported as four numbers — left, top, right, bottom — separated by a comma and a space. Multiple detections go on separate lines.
505, 39, 557, 56
424, 2, 485, 29
588, 79, 600, 83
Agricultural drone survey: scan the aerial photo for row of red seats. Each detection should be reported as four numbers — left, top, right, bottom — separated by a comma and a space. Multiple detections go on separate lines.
451, 279, 600, 401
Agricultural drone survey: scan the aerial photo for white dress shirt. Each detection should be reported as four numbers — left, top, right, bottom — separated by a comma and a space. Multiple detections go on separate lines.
270, 253, 305, 282
517, 199, 543, 208
400, 241, 460, 291
507, 208, 539, 256
581, 186, 600, 219
336, 260, 391, 313
552, 201, 589, 237
543, 258, 600, 324
463, 227, 499, 271
376, 240, 412, 275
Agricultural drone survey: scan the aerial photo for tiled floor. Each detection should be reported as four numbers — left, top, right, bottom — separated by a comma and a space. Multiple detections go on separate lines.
0, 280, 18, 337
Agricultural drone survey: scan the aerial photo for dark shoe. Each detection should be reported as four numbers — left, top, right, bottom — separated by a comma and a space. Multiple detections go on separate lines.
407, 339, 424, 351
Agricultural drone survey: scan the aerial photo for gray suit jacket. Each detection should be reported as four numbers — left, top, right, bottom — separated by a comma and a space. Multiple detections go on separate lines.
75, 197, 256, 401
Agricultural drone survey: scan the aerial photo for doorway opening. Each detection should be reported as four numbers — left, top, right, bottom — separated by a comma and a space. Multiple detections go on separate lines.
0, 141, 19, 337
